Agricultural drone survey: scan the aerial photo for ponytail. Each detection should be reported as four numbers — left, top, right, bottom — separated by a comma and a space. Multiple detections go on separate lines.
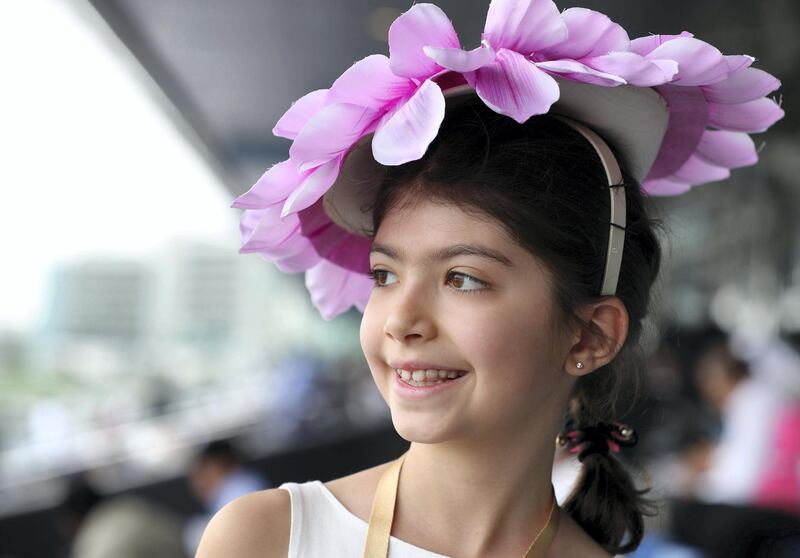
559, 374, 659, 554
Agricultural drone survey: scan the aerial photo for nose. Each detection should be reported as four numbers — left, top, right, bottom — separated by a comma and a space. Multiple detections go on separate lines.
382, 285, 436, 343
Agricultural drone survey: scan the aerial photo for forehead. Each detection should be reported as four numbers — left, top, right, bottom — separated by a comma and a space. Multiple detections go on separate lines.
371, 198, 532, 266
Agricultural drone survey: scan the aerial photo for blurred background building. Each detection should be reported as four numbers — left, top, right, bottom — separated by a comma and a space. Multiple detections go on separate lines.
0, 0, 798, 556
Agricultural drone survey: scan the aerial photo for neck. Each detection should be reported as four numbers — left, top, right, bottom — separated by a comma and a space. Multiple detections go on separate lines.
394, 423, 561, 556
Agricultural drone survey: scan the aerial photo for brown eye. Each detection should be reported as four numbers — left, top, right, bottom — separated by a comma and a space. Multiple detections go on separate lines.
447, 272, 487, 293
368, 269, 397, 287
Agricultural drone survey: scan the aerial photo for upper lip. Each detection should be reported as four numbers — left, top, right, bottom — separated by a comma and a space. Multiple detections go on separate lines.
389, 360, 466, 372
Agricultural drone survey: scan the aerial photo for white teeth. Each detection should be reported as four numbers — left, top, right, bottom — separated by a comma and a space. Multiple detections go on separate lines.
412, 380, 444, 386
394, 368, 466, 385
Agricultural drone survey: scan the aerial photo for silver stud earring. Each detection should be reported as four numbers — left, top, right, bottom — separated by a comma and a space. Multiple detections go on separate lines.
575, 361, 584, 369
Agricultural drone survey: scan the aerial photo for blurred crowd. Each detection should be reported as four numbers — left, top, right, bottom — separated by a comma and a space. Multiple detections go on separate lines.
55, 439, 267, 558
617, 326, 800, 556
0, 326, 798, 557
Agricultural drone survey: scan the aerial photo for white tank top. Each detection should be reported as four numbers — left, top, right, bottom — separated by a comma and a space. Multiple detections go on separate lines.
278, 480, 449, 558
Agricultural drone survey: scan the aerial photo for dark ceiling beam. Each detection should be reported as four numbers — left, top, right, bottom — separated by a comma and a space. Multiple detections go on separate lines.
84, 0, 238, 190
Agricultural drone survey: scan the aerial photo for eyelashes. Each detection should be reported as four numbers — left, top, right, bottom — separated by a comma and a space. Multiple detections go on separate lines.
367, 269, 489, 295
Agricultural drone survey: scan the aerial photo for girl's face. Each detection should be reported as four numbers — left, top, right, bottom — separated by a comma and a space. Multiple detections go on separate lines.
360, 198, 574, 445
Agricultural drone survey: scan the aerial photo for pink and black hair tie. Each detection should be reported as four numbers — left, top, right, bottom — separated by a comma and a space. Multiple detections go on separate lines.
556, 419, 638, 462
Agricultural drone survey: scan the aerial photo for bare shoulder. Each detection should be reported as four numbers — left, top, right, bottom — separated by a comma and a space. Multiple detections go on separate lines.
549, 508, 613, 558
195, 488, 290, 558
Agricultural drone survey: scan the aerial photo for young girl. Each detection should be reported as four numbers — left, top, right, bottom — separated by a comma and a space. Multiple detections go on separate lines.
196, 1, 783, 556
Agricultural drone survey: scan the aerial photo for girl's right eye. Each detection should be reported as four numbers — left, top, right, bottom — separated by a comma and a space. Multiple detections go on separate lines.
367, 268, 397, 287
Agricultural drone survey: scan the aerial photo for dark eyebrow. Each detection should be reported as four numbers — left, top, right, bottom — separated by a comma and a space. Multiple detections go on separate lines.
369, 242, 513, 267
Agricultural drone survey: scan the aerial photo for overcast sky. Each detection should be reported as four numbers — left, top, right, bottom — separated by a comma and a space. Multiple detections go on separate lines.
1, 0, 238, 332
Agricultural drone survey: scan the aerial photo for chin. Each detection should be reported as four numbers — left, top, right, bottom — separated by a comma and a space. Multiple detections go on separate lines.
392, 421, 445, 444
389, 407, 459, 444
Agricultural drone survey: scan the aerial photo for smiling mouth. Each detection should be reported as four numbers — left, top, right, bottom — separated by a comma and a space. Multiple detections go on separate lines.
394, 368, 468, 387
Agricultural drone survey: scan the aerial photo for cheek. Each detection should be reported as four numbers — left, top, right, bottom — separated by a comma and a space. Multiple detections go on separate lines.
459, 299, 553, 364
359, 297, 380, 359
458, 298, 559, 397
360, 299, 387, 389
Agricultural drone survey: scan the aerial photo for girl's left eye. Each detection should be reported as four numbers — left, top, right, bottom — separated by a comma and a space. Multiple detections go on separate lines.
446, 271, 488, 293
367, 268, 397, 287
367, 269, 488, 294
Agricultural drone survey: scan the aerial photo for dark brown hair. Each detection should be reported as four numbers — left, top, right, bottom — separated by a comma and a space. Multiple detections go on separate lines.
368, 98, 662, 554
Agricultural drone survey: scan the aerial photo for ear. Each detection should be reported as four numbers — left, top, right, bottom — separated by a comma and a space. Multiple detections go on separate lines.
563, 297, 629, 376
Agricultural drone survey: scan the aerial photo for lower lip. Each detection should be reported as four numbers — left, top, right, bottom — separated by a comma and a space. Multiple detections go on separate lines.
392, 370, 469, 399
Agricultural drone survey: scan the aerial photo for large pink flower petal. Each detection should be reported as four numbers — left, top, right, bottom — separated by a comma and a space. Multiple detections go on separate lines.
281, 156, 342, 217
725, 55, 754, 73
241, 201, 353, 273
629, 31, 694, 56
305, 259, 373, 320
272, 89, 328, 140
372, 79, 446, 166
327, 54, 416, 109
534, 59, 625, 86
239, 208, 321, 270
258, 230, 315, 261
672, 154, 730, 184
238, 207, 273, 250
324, 233, 372, 273
708, 98, 785, 133
294, 203, 376, 317
696, 130, 758, 168
484, 0, 568, 53
642, 176, 692, 196
295, 199, 368, 269
646, 85, 709, 180
542, 8, 629, 59
289, 103, 380, 173
231, 159, 307, 209
583, 52, 678, 87
703, 67, 782, 104
388, 3, 460, 80
467, 48, 560, 124
254, 235, 321, 270
271, 245, 325, 273
646, 37, 729, 86
423, 43, 497, 73
239, 208, 296, 253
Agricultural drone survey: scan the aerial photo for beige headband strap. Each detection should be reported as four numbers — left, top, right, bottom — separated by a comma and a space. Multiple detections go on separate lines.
551, 115, 626, 297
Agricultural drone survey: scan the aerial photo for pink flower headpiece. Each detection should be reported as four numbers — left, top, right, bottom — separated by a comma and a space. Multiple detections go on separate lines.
232, 0, 784, 320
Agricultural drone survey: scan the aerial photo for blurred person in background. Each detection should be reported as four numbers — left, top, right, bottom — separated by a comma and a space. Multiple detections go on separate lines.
754, 401, 800, 515
625, 327, 800, 557
57, 474, 186, 558
746, 335, 800, 515
183, 439, 269, 556
269, 351, 325, 440
685, 336, 793, 507
622, 329, 718, 558
653, 332, 800, 557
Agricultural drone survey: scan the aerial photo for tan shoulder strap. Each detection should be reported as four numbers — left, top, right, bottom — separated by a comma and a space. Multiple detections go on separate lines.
363, 452, 407, 558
